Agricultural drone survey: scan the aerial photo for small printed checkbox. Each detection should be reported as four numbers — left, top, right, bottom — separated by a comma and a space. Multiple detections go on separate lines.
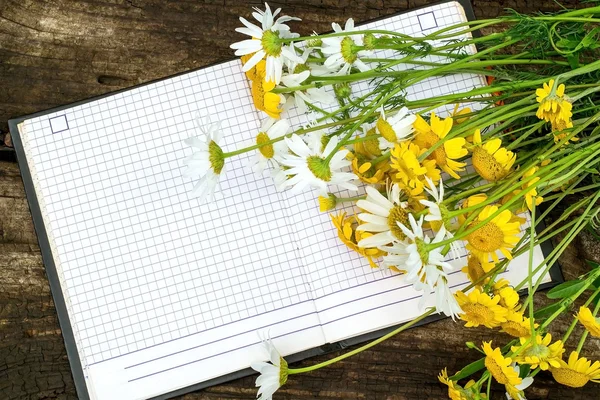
418, 12, 438, 31
50, 115, 69, 134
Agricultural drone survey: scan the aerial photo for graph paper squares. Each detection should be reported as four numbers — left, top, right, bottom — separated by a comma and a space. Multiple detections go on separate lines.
50, 115, 69, 134
23, 60, 313, 364
417, 12, 438, 31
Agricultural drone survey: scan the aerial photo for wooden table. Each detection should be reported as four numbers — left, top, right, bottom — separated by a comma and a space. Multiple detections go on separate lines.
1, 1, 598, 399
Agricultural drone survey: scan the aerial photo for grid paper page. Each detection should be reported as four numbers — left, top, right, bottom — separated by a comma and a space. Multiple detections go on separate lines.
279, 1, 551, 343
19, 60, 326, 400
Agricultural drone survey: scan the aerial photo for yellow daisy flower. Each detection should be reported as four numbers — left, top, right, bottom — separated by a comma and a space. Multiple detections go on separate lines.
551, 351, 600, 388
438, 369, 485, 400
511, 333, 564, 371
471, 129, 516, 182
500, 309, 536, 338
390, 141, 441, 196
461, 254, 495, 284
576, 306, 600, 337
413, 112, 467, 179
536, 79, 573, 125
552, 118, 579, 145
318, 193, 337, 212
483, 341, 522, 386
349, 145, 389, 184
457, 194, 488, 226
331, 212, 385, 268
452, 104, 472, 126
455, 288, 508, 328
493, 279, 520, 310
351, 157, 387, 184
465, 205, 521, 263
251, 77, 284, 119
517, 167, 543, 212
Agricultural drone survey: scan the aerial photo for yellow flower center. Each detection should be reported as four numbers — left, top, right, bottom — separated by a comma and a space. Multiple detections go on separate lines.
334, 82, 352, 98
462, 303, 496, 326
294, 63, 310, 74
363, 33, 376, 50
256, 132, 274, 159
279, 357, 289, 386
466, 257, 485, 282
472, 146, 508, 181
261, 30, 282, 57
306, 156, 332, 181
467, 222, 504, 253
363, 127, 382, 156
387, 205, 408, 241
208, 140, 224, 174
523, 344, 550, 360
551, 367, 590, 388
251, 80, 267, 110
502, 321, 529, 338
485, 356, 509, 385
319, 193, 337, 212
418, 130, 447, 167
340, 37, 358, 64
377, 117, 397, 142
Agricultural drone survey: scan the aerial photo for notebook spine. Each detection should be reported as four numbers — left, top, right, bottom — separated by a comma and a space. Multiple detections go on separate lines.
20, 122, 90, 374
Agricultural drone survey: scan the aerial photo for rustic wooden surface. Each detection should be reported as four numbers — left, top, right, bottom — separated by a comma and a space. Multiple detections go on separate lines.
1, 1, 599, 399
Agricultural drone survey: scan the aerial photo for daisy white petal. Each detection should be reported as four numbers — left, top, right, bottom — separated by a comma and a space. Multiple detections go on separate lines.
356, 183, 408, 246
276, 133, 357, 195
231, 3, 302, 84
248, 118, 290, 176
319, 18, 373, 75
183, 114, 225, 203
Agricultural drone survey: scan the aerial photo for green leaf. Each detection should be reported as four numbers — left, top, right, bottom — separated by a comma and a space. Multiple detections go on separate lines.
587, 260, 600, 269
534, 301, 563, 319
567, 54, 580, 69
451, 358, 485, 381
519, 364, 531, 378
581, 28, 600, 49
587, 261, 600, 290
547, 280, 586, 299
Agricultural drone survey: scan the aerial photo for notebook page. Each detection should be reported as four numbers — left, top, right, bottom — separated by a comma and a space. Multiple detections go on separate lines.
18, 60, 325, 400
280, 1, 552, 343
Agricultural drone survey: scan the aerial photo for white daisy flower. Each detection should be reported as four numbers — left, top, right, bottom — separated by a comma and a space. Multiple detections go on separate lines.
355, 184, 409, 248
321, 18, 373, 75
376, 106, 416, 150
433, 277, 463, 320
276, 133, 358, 195
381, 214, 452, 290
250, 337, 288, 400
249, 118, 290, 175
183, 114, 225, 203
230, 3, 304, 84
380, 214, 461, 318
420, 177, 461, 260
280, 70, 336, 114
506, 363, 533, 400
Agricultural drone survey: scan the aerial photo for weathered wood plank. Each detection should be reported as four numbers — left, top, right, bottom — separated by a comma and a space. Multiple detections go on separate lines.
0, 1, 597, 399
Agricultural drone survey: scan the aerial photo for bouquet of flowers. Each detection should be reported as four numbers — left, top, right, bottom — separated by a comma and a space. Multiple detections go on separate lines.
184, 3, 600, 399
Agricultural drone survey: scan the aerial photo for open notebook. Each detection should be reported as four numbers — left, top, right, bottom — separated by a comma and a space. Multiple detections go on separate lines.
9, 1, 561, 399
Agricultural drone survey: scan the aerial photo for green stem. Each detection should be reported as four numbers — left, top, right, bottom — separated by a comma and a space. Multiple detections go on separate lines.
287, 308, 436, 374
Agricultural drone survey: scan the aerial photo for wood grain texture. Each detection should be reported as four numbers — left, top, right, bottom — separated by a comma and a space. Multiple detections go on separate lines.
0, 1, 598, 399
